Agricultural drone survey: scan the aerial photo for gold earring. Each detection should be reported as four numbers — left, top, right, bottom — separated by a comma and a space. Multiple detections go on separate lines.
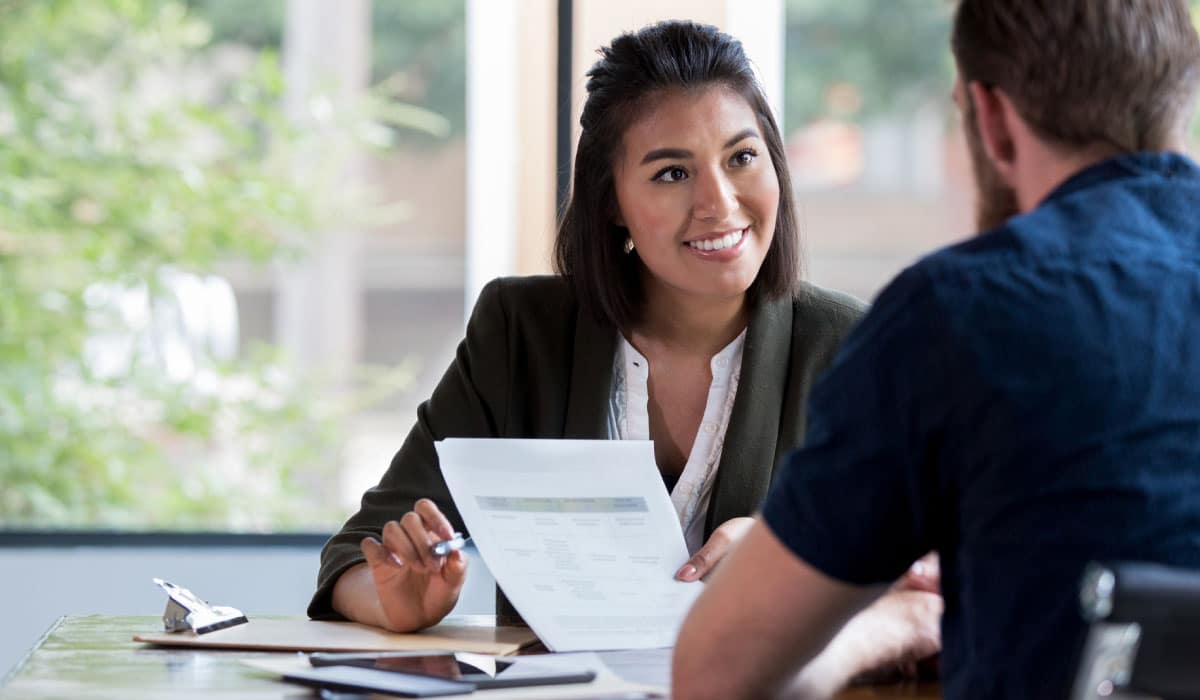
623, 236, 635, 254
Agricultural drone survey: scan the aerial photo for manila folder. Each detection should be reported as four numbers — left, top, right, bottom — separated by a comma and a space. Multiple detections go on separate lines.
134, 617, 539, 656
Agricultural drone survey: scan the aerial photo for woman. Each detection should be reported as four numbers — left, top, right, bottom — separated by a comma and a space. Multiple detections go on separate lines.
309, 22, 937, 677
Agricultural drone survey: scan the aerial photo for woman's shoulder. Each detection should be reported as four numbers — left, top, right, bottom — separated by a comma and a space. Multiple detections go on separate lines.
475, 275, 578, 320
467, 275, 602, 400
788, 282, 868, 335
469, 276, 588, 355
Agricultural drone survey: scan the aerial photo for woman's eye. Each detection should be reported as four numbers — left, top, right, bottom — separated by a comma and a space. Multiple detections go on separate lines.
653, 166, 688, 183
731, 149, 757, 167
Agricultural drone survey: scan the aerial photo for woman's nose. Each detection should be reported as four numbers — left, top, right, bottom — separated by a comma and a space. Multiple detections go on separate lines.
692, 169, 737, 221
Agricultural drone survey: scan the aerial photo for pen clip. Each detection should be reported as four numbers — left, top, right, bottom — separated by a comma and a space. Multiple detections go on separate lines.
431, 532, 469, 557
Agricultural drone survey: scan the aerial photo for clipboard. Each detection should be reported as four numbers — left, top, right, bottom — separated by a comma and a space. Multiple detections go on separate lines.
134, 617, 540, 656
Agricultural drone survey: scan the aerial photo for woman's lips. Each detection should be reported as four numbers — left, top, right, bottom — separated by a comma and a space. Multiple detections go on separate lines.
683, 227, 749, 260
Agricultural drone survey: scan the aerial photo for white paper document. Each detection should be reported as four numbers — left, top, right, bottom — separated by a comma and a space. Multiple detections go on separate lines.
435, 438, 703, 652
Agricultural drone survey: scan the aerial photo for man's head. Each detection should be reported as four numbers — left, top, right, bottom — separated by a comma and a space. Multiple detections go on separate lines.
951, 0, 1200, 231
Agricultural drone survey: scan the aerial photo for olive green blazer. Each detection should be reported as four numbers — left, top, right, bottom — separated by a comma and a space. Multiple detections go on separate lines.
309, 275, 864, 620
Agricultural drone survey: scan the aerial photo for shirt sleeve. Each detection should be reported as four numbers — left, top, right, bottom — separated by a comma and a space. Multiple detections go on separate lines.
307, 278, 513, 620
762, 266, 953, 586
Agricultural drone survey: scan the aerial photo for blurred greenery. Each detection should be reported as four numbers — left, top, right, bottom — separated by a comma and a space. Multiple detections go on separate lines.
784, 0, 954, 131
785, 0, 1200, 145
187, 0, 465, 144
0, 0, 423, 531
1194, 1, 1200, 145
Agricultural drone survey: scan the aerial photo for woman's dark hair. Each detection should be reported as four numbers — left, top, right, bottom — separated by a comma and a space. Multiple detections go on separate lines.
553, 20, 801, 329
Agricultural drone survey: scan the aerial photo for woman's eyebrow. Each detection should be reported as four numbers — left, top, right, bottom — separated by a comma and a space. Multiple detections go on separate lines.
640, 147, 690, 165
638, 128, 762, 166
722, 128, 759, 148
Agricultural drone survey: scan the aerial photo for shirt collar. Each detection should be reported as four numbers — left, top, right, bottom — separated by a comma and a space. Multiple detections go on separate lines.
1041, 151, 1200, 206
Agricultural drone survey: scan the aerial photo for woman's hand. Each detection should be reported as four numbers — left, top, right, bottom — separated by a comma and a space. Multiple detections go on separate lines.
357, 498, 469, 632
674, 516, 755, 582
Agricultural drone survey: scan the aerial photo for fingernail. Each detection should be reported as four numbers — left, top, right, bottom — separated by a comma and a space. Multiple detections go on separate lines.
390, 553, 404, 567
678, 564, 697, 580
911, 562, 925, 576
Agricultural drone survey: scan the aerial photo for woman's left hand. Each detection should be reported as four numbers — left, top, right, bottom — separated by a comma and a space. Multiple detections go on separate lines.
674, 516, 755, 581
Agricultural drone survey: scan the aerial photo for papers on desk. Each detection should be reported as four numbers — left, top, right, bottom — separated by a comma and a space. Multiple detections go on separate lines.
435, 438, 703, 652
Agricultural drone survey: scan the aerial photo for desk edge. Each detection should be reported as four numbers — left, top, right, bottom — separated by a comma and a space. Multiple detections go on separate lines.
2, 616, 64, 687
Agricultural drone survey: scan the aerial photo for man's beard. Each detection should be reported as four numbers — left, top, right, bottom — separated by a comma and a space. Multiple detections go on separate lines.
963, 100, 1020, 233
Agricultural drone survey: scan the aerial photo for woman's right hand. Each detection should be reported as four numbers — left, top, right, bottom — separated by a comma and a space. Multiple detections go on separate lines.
357, 498, 469, 632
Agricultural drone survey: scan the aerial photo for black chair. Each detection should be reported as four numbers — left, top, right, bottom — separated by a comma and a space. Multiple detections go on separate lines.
1072, 561, 1200, 700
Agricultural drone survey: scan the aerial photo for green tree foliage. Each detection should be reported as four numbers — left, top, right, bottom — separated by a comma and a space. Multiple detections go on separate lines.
785, 0, 1200, 144
188, 0, 465, 143
784, 0, 953, 131
0, 0, 345, 530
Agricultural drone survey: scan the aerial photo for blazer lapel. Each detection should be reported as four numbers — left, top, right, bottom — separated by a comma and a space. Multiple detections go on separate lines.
563, 309, 616, 439
705, 296, 793, 534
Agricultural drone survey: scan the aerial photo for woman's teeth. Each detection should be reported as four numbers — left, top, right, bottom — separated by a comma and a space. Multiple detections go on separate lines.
687, 228, 745, 252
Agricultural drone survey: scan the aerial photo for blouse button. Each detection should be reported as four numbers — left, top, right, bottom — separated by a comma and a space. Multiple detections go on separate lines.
703, 422, 717, 434
716, 357, 728, 368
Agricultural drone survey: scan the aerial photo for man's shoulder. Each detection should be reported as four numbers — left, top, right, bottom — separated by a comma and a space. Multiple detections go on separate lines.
919, 154, 1200, 283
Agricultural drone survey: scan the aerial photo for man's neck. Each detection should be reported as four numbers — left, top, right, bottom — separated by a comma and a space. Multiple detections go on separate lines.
1016, 141, 1133, 213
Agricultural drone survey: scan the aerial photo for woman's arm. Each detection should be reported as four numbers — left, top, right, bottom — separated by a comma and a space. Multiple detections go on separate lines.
309, 280, 514, 627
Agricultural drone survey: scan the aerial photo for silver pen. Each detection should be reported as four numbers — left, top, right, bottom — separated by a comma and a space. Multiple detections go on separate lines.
430, 532, 470, 557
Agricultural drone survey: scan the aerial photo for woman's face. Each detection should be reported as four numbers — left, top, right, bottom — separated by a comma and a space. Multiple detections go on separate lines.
613, 85, 779, 307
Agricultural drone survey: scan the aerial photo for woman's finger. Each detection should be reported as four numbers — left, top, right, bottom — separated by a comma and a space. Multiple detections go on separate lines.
675, 530, 729, 581
441, 549, 469, 588
414, 498, 457, 542
382, 519, 421, 571
675, 517, 754, 581
400, 511, 438, 569
360, 536, 399, 570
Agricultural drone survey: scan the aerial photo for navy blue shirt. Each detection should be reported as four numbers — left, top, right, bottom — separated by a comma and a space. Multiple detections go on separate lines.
763, 153, 1200, 699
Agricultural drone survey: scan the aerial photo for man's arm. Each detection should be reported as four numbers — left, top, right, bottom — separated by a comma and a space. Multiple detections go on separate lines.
672, 520, 878, 700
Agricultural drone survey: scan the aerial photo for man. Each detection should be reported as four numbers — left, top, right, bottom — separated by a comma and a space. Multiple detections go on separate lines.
672, 1, 1200, 698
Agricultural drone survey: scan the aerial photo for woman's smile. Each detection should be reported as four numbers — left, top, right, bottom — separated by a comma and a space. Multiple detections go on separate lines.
683, 226, 750, 259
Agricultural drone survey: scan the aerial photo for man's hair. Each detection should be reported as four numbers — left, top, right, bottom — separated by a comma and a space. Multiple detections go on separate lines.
952, 0, 1200, 153
553, 21, 801, 330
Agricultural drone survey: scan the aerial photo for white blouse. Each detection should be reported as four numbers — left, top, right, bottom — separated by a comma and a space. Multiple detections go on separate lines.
606, 330, 747, 555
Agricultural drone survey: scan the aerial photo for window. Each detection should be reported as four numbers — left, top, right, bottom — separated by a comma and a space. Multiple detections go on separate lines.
785, 0, 1200, 303
0, 0, 469, 532
4, 0, 1197, 535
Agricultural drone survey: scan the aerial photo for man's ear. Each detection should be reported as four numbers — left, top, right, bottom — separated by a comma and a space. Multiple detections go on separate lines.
967, 81, 1019, 182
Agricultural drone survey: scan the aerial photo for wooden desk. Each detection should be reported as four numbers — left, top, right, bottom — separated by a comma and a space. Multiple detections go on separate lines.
0, 615, 941, 699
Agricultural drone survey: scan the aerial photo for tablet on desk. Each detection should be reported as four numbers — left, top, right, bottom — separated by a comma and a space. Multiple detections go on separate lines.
283, 664, 474, 697
308, 650, 598, 691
